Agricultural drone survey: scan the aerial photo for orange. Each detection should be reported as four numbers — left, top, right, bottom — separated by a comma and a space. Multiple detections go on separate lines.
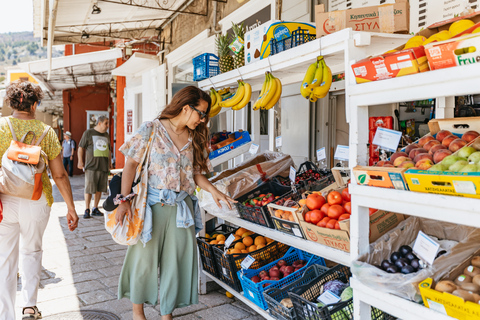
234, 242, 246, 250
241, 249, 248, 253
235, 227, 247, 237
218, 240, 225, 245
234, 235, 241, 241
254, 236, 266, 246
210, 240, 218, 245
298, 199, 307, 206
248, 245, 257, 252
230, 248, 242, 254
216, 234, 226, 241
243, 236, 254, 247
274, 209, 283, 218
265, 237, 273, 244
256, 243, 265, 249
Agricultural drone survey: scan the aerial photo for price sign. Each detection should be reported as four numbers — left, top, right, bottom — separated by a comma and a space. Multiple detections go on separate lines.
248, 143, 259, 155
413, 231, 440, 265
317, 290, 341, 305
372, 127, 402, 152
224, 234, 235, 249
289, 166, 297, 182
241, 255, 256, 270
275, 136, 282, 148
334, 145, 350, 161
317, 147, 326, 161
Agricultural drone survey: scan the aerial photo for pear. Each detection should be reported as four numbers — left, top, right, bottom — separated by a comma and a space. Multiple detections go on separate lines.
468, 151, 480, 164
458, 146, 477, 159
428, 164, 446, 172
441, 155, 464, 168
449, 160, 468, 172
460, 164, 478, 172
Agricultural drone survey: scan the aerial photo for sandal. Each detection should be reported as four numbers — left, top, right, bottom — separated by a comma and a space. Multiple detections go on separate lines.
22, 306, 42, 319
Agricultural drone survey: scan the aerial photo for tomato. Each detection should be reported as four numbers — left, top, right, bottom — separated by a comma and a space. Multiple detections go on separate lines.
326, 219, 337, 229
338, 213, 351, 221
317, 217, 331, 228
327, 191, 342, 206
369, 208, 378, 215
341, 188, 351, 202
306, 193, 326, 210
344, 202, 351, 214
327, 204, 345, 219
320, 203, 330, 216
335, 221, 341, 230
304, 211, 312, 223
309, 209, 325, 225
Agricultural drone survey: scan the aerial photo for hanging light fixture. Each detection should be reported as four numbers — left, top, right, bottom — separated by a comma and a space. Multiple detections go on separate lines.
81, 31, 90, 40
92, 4, 101, 14
125, 45, 133, 56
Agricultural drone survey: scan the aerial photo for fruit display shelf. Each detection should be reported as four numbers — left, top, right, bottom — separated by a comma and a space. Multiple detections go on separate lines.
210, 141, 253, 167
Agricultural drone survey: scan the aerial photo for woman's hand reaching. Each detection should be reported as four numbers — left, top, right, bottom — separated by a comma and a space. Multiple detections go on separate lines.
115, 201, 132, 226
210, 188, 237, 210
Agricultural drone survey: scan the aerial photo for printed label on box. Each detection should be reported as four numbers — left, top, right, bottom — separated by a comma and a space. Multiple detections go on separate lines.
292, 227, 303, 237
241, 255, 255, 269
453, 180, 476, 195
426, 299, 448, 314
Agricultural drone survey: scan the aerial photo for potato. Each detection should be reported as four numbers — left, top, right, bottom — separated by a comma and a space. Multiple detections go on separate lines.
454, 274, 472, 286
435, 280, 458, 293
473, 274, 480, 287
464, 265, 480, 278
453, 289, 476, 302
280, 298, 293, 308
472, 256, 480, 268
473, 293, 480, 303
460, 282, 480, 294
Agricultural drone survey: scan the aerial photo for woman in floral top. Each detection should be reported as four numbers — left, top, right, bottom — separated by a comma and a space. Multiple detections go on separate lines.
116, 86, 235, 320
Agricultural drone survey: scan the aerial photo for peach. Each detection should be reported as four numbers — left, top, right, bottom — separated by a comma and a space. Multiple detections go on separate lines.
461, 130, 480, 143
414, 153, 433, 164
428, 144, 447, 156
449, 139, 467, 152
393, 156, 411, 167
390, 152, 408, 164
433, 149, 452, 164
405, 143, 420, 155
409, 148, 427, 160
415, 158, 434, 170
442, 135, 458, 147
383, 164, 395, 167
423, 140, 441, 151
376, 160, 393, 167
398, 160, 415, 169
436, 130, 452, 142
418, 135, 435, 147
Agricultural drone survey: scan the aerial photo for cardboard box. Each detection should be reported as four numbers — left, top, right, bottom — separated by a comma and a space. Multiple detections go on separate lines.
244, 20, 316, 65
419, 249, 480, 320
329, 0, 396, 12
314, 1, 409, 37
351, 46, 429, 83
267, 203, 306, 239
209, 131, 251, 159
353, 166, 409, 190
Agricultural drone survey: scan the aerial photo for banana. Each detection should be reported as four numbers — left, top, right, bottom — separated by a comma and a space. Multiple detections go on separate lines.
209, 88, 222, 117
219, 81, 245, 108
209, 88, 217, 107
312, 59, 332, 99
309, 91, 317, 102
306, 56, 324, 90
218, 87, 230, 95
257, 73, 277, 109
221, 92, 233, 100
232, 81, 252, 111
253, 72, 269, 111
209, 106, 222, 117
263, 76, 282, 110
301, 62, 317, 99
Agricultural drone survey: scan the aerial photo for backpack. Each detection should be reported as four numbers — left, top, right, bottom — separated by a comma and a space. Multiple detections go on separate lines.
0, 117, 50, 201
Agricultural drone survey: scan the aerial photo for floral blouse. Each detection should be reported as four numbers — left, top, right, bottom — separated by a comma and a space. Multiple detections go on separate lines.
119, 120, 212, 195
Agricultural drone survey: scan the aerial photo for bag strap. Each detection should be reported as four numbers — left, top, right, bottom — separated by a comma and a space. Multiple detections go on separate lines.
5, 117, 18, 142
5, 117, 51, 146
134, 121, 157, 181
34, 125, 51, 146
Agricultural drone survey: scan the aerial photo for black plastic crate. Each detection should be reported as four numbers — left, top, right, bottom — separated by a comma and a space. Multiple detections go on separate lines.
235, 181, 292, 229
296, 161, 335, 192
196, 224, 237, 278
212, 234, 289, 292
264, 264, 329, 320
270, 28, 316, 56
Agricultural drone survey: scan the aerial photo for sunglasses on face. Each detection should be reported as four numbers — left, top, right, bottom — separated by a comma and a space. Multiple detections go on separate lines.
189, 105, 207, 119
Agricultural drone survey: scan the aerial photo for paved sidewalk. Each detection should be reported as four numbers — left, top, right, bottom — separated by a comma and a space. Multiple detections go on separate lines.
15, 175, 263, 320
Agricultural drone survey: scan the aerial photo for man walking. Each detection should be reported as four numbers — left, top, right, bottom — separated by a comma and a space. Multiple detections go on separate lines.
62, 131, 76, 177
78, 115, 111, 219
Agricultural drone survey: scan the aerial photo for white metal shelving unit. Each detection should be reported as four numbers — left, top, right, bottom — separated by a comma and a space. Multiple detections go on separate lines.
210, 142, 253, 167
347, 52, 480, 320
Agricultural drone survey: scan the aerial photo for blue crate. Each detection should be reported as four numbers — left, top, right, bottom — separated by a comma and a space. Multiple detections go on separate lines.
270, 28, 316, 56
193, 53, 220, 81
209, 131, 251, 160
238, 247, 326, 310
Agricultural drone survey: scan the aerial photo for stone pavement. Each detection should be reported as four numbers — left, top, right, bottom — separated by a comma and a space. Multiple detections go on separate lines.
15, 175, 264, 320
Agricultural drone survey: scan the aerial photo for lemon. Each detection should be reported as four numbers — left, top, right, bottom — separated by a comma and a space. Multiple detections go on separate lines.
404, 36, 426, 49
226, 291, 234, 298
473, 27, 480, 34
449, 19, 475, 36
423, 34, 442, 45
436, 30, 452, 41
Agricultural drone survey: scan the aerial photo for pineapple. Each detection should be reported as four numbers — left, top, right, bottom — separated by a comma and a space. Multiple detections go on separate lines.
231, 22, 245, 68
216, 34, 234, 73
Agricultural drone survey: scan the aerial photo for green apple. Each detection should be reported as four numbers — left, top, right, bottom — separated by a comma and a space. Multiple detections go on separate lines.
449, 160, 468, 172
441, 155, 464, 168
460, 164, 478, 172
468, 151, 480, 164
428, 164, 446, 172
458, 146, 477, 159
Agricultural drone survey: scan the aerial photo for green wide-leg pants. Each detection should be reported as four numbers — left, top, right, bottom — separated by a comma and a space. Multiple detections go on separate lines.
118, 198, 198, 315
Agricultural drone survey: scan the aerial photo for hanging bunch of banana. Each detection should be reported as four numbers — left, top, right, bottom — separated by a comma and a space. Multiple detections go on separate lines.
300, 56, 332, 102
252, 72, 282, 111
209, 87, 222, 118
216, 80, 252, 111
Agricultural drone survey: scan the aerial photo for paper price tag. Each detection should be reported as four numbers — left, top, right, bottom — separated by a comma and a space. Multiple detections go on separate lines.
248, 143, 259, 155
292, 227, 302, 237
317, 290, 341, 305
241, 255, 255, 270
224, 234, 235, 249
372, 128, 402, 152
317, 147, 326, 161
453, 181, 476, 195
275, 136, 282, 147
413, 231, 440, 265
289, 166, 297, 182
334, 145, 349, 161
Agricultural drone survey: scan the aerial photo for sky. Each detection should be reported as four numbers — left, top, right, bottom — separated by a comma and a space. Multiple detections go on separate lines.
0, 0, 34, 33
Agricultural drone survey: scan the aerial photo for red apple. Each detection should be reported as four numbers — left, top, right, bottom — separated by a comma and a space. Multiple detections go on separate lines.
462, 131, 480, 143
270, 276, 280, 281
285, 266, 295, 273
269, 269, 280, 278
390, 152, 408, 164
449, 139, 467, 152
277, 260, 287, 268
433, 149, 452, 163
259, 270, 268, 278
393, 156, 411, 167
423, 139, 441, 151
413, 153, 433, 164
442, 135, 458, 147
415, 158, 434, 170
409, 148, 427, 160
292, 260, 305, 267
428, 144, 447, 156
279, 265, 288, 273
436, 130, 453, 142
418, 135, 435, 147
262, 276, 270, 281
251, 276, 261, 283
405, 143, 420, 155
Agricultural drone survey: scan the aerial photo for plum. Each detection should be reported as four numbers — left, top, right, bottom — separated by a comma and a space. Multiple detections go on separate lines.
381, 260, 392, 270
390, 252, 402, 263
386, 265, 399, 273
410, 259, 420, 270
401, 265, 415, 274
400, 245, 413, 257
405, 252, 418, 261
395, 258, 409, 269
436, 250, 447, 259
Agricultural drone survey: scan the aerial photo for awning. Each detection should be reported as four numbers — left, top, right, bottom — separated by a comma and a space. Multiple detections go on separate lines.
20, 49, 123, 92
112, 52, 159, 77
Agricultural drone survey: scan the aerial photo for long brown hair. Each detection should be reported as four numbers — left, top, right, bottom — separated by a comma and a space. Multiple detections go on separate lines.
158, 86, 211, 173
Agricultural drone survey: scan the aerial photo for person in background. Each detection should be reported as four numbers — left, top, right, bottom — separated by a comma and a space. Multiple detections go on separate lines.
77, 115, 111, 219
62, 131, 76, 177
116, 86, 236, 320
0, 80, 79, 320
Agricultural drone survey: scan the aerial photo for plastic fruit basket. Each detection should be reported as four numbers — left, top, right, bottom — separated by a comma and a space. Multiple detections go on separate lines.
263, 264, 329, 320
288, 264, 394, 320
296, 161, 335, 192
270, 27, 316, 56
235, 181, 292, 229
192, 53, 220, 81
238, 247, 326, 310
196, 224, 237, 278
212, 234, 289, 292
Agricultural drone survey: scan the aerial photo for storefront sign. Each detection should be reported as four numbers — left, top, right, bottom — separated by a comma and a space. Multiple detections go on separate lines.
126, 110, 133, 134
